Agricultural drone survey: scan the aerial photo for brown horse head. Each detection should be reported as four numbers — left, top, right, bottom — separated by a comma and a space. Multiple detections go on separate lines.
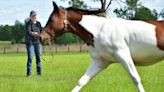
40, 1, 104, 45
40, 2, 65, 45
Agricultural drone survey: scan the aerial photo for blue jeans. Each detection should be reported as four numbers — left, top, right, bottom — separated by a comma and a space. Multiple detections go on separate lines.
26, 44, 42, 76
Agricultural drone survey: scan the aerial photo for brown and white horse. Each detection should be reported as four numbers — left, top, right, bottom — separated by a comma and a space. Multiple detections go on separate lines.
41, 2, 164, 92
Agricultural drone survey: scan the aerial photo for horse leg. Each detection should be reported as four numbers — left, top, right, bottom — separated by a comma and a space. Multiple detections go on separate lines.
114, 48, 145, 92
71, 59, 109, 92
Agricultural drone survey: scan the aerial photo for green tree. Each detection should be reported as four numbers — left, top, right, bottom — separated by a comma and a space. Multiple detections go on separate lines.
160, 8, 164, 18
114, 0, 159, 20
11, 20, 25, 43
134, 6, 158, 20
92, 0, 113, 12
55, 33, 81, 45
68, 0, 87, 8
0, 25, 12, 40
114, 0, 142, 19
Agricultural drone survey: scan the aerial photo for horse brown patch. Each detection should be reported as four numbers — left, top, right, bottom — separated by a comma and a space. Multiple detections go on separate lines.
147, 20, 164, 50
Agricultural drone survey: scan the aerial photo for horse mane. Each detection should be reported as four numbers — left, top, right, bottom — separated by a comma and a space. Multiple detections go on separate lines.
66, 7, 104, 15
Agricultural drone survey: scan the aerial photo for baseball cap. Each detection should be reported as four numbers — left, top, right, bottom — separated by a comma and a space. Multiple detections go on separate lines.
30, 10, 37, 16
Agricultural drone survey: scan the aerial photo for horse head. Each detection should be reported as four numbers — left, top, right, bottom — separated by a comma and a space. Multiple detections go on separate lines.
40, 1, 104, 45
41, 2, 66, 45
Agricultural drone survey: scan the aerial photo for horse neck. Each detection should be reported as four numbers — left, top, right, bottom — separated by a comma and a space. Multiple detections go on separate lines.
67, 11, 94, 46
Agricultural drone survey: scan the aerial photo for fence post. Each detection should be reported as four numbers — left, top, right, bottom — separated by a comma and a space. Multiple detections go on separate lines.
55, 45, 57, 53
3, 48, 6, 54
67, 44, 70, 53
17, 47, 19, 54
79, 44, 82, 52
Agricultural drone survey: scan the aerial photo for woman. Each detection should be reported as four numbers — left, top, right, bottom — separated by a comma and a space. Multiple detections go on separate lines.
25, 10, 42, 77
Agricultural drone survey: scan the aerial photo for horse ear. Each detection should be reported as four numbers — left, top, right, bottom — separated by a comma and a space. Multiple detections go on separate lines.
52, 1, 59, 12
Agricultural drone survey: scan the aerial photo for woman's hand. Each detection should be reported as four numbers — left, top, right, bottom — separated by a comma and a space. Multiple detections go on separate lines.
31, 32, 38, 36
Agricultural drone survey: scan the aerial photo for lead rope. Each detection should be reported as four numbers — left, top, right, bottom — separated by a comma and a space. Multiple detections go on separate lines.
48, 44, 54, 62
41, 45, 54, 63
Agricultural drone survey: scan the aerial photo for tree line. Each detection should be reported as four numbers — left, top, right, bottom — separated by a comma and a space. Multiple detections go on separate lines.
0, 0, 164, 44
0, 20, 24, 44
0, 20, 82, 44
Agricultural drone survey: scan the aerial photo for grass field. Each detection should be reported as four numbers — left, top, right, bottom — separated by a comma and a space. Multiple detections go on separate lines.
0, 52, 163, 92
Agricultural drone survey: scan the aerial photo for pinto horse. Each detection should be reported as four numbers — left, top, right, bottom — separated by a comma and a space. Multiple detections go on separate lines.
41, 2, 164, 92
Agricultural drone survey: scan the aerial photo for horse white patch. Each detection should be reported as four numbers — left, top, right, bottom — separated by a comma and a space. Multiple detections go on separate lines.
79, 15, 164, 64
73, 15, 164, 92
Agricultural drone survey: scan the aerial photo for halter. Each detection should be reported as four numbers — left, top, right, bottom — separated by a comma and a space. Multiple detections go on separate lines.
63, 9, 69, 31
63, 9, 77, 32
63, 9, 94, 47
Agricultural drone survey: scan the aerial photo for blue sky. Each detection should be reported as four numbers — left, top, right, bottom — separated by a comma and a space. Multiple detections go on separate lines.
0, 0, 163, 26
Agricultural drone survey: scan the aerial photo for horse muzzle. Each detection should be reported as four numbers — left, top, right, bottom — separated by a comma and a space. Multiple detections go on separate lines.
41, 37, 51, 45
40, 32, 51, 45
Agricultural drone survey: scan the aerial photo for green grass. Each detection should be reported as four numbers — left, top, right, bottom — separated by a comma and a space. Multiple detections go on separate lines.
0, 52, 163, 92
